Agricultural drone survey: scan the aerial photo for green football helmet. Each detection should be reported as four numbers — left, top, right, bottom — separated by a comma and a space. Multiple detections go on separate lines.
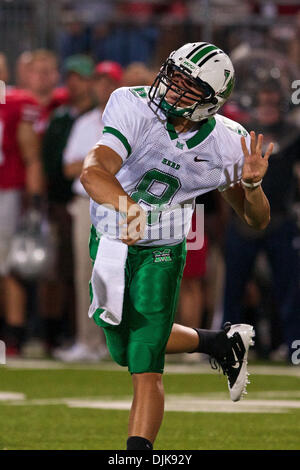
149, 42, 235, 122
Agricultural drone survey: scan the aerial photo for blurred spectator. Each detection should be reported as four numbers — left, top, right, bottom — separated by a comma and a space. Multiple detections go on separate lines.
188, 0, 252, 24
40, 55, 95, 352
289, 12, 300, 70
91, 3, 158, 66
26, 50, 60, 106
177, 191, 227, 338
222, 83, 300, 362
0, 77, 44, 355
65, 0, 114, 26
203, 191, 228, 331
55, 61, 123, 362
92, 25, 159, 67
15, 51, 33, 90
92, 61, 123, 105
17, 49, 70, 356
178, 210, 208, 329
59, 11, 91, 61
25, 50, 69, 135
121, 62, 155, 87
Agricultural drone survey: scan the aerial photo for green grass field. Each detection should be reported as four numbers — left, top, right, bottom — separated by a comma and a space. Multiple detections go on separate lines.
0, 360, 300, 450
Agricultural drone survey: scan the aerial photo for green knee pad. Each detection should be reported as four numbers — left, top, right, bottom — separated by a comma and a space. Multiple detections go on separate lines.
128, 341, 165, 374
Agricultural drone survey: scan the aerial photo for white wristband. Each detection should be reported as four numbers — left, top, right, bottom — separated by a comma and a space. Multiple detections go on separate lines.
241, 179, 262, 189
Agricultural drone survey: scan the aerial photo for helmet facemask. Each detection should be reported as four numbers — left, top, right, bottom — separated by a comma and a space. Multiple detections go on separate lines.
149, 59, 218, 121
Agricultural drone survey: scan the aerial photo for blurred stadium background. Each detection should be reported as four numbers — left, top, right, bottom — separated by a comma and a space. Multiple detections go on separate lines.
1, 0, 300, 450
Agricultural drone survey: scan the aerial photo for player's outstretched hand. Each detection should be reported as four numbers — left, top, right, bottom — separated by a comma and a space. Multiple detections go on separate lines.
119, 203, 147, 246
241, 131, 274, 185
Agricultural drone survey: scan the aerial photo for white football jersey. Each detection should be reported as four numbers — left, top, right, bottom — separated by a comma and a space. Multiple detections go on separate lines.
90, 86, 250, 246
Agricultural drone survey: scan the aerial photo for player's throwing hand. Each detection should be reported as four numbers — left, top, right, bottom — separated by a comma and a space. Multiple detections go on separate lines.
241, 131, 274, 185
119, 203, 147, 246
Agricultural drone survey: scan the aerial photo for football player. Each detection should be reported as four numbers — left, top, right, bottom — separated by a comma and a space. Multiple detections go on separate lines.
81, 42, 273, 450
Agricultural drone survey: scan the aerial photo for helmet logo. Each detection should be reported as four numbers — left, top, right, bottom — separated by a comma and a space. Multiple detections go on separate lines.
219, 70, 234, 99
224, 70, 231, 82
182, 60, 196, 70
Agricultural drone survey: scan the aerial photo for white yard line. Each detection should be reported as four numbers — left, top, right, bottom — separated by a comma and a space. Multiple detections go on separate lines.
2, 393, 300, 413
3, 359, 123, 371
0, 392, 25, 401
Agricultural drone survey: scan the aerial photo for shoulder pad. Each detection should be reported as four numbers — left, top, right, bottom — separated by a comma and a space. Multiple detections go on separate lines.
217, 114, 248, 137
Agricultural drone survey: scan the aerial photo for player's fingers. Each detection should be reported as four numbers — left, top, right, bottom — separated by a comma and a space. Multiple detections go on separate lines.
241, 136, 250, 158
250, 131, 256, 155
256, 134, 263, 155
264, 142, 274, 161
121, 230, 139, 245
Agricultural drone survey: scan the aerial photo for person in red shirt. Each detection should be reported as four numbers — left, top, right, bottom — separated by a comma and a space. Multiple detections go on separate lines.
0, 89, 40, 190
1, 51, 71, 355
22, 49, 69, 134
0, 81, 44, 354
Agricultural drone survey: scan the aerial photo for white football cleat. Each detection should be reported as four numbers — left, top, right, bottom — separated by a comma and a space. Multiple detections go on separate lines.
211, 323, 255, 402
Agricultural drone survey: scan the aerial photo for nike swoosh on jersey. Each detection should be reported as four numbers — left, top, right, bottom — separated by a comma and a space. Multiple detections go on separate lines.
194, 156, 209, 162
